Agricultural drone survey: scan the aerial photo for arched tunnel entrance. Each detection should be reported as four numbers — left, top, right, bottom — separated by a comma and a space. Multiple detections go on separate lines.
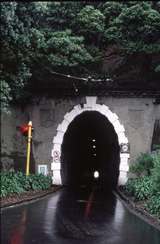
61, 111, 120, 190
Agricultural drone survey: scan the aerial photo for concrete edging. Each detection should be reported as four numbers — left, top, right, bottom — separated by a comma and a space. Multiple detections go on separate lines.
0, 186, 62, 210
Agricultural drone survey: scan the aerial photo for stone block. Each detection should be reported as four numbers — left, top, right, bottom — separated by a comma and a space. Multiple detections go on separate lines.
118, 171, 128, 185
64, 110, 79, 122
83, 104, 92, 109
100, 108, 118, 124
73, 105, 82, 113
51, 163, 61, 170
118, 132, 128, 144
57, 120, 69, 132
52, 144, 61, 153
120, 153, 130, 158
113, 120, 125, 133
119, 158, 129, 171
86, 96, 97, 106
53, 131, 64, 144
52, 170, 62, 185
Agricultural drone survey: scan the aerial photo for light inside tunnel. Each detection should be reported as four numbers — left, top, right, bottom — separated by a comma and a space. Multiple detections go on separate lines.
94, 171, 99, 179
61, 111, 120, 190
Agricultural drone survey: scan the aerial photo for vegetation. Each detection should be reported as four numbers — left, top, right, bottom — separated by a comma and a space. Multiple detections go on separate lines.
0, 171, 52, 197
1, 1, 160, 110
125, 149, 160, 218
129, 153, 154, 176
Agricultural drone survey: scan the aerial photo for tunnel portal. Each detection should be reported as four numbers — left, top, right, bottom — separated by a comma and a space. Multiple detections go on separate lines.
61, 111, 120, 190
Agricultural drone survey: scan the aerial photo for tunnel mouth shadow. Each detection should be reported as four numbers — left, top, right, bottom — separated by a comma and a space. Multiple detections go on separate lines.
61, 111, 120, 191
55, 187, 117, 241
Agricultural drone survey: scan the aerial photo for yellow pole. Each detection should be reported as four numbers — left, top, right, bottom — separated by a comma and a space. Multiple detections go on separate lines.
26, 121, 32, 176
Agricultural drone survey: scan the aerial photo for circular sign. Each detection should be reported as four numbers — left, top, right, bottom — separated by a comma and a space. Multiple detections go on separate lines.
53, 151, 60, 162
122, 144, 128, 152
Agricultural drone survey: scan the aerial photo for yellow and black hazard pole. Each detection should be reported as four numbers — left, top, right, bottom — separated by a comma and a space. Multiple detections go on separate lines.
26, 121, 32, 176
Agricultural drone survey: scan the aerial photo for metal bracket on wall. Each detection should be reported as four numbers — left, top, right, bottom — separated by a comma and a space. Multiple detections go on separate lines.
120, 143, 130, 153
153, 98, 160, 105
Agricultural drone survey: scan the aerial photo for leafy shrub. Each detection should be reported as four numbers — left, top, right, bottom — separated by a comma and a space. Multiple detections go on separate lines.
145, 193, 160, 218
129, 153, 154, 176
0, 171, 52, 197
125, 150, 160, 218
27, 174, 52, 191
125, 176, 153, 201
1, 172, 27, 197
151, 150, 160, 193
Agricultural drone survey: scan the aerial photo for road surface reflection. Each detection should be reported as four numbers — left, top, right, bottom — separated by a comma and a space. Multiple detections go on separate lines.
1, 188, 160, 244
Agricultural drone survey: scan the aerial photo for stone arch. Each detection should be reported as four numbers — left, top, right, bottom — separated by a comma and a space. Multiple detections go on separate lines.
51, 96, 130, 186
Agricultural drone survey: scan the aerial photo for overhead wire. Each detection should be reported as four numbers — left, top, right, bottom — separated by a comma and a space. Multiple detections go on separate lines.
45, 68, 113, 83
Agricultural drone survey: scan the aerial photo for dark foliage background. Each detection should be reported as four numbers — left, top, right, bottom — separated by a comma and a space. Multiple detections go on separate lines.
1, 1, 160, 109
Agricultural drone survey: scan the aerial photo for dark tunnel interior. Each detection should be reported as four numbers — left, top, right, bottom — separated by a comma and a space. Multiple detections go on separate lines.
61, 111, 120, 190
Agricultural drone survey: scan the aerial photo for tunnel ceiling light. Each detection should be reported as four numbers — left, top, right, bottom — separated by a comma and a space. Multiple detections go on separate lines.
93, 145, 96, 148
93, 153, 96, 156
94, 171, 99, 179
92, 139, 96, 142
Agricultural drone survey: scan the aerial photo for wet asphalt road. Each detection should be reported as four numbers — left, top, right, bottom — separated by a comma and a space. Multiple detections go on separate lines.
1, 188, 160, 244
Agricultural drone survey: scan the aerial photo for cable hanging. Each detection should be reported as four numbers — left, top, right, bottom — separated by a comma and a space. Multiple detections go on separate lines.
47, 69, 113, 83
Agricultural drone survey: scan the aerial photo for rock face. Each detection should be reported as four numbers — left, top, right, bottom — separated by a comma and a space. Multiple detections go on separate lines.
102, 45, 125, 73
1, 96, 160, 185
102, 45, 160, 88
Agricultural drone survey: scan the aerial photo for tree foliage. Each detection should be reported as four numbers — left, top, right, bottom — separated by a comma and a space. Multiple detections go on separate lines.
105, 2, 160, 53
0, 1, 160, 109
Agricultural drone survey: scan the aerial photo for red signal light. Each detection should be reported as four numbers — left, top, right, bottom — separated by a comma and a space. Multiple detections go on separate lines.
19, 124, 29, 136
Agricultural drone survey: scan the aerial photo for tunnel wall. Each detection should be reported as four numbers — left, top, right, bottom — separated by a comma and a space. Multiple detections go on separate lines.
1, 96, 160, 184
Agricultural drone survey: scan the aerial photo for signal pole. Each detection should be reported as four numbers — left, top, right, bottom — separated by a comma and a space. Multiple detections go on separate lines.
26, 121, 32, 176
